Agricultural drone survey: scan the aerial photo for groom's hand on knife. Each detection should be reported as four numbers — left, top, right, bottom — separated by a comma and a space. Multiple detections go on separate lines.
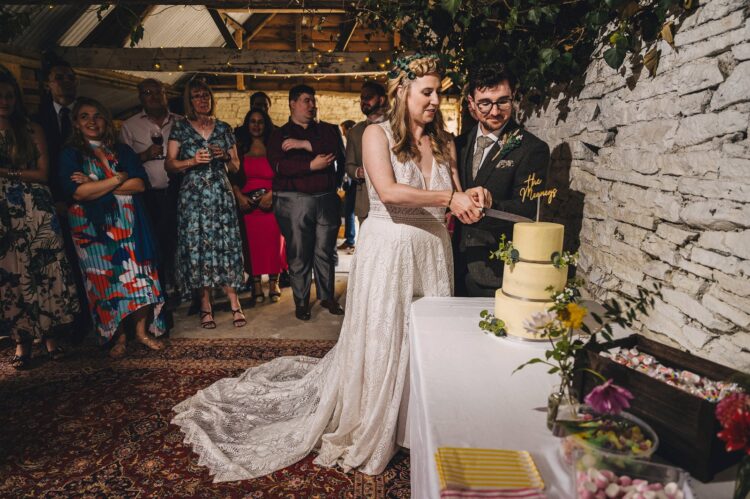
450, 191, 485, 224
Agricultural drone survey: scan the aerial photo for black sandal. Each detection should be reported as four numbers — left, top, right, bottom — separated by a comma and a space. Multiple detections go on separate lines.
232, 308, 247, 327
11, 353, 31, 370
47, 346, 66, 361
200, 310, 216, 329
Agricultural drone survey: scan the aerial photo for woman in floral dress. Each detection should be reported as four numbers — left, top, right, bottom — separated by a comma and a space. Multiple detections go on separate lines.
166, 79, 245, 328
58, 97, 165, 358
0, 68, 79, 369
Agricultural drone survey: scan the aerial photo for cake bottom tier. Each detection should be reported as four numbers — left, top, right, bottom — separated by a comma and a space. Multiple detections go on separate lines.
495, 290, 553, 341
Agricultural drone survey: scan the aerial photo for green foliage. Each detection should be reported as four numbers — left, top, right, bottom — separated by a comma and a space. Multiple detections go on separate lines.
0, 6, 34, 43
488, 234, 519, 269
479, 309, 507, 337
356, 0, 694, 99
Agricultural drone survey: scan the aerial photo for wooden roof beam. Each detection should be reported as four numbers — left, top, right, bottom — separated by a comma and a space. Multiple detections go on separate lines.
334, 19, 357, 52
53, 47, 392, 74
241, 13, 276, 46
208, 7, 239, 50
8, 1, 347, 8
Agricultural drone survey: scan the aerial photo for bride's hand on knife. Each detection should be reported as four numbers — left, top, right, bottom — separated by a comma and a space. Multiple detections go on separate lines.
465, 186, 492, 209
450, 191, 484, 224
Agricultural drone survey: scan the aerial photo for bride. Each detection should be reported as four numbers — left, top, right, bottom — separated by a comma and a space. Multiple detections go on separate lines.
172, 54, 491, 481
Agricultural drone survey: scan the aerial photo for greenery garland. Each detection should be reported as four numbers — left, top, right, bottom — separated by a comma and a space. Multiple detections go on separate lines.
356, 0, 694, 101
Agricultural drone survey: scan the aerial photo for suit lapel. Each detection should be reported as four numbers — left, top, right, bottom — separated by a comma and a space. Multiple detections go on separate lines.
473, 120, 520, 187
461, 125, 478, 189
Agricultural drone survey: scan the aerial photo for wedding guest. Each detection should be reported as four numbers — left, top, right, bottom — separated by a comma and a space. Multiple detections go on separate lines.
119, 79, 180, 314
33, 58, 91, 341
58, 97, 165, 358
268, 84, 345, 321
338, 119, 357, 250
249, 91, 271, 114
165, 78, 245, 328
345, 81, 387, 226
0, 67, 79, 369
454, 62, 551, 297
232, 109, 288, 303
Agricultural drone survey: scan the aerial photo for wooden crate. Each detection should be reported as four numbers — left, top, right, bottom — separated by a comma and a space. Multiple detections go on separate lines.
574, 334, 742, 482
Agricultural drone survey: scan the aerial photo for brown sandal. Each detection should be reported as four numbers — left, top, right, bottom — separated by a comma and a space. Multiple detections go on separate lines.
136, 333, 164, 351
200, 310, 216, 329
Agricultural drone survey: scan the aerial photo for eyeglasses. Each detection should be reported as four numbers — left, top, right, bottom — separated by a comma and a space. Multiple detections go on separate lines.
475, 97, 513, 114
191, 93, 211, 100
140, 89, 164, 96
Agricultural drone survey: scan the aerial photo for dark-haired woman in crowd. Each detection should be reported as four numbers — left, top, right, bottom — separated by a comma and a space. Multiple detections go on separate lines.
58, 97, 165, 358
165, 78, 245, 328
233, 108, 287, 303
0, 68, 79, 369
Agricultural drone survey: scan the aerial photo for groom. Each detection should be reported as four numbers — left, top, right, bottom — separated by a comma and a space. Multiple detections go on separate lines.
454, 62, 551, 297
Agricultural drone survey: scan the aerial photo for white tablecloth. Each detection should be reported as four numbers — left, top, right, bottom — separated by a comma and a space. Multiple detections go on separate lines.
407, 297, 734, 499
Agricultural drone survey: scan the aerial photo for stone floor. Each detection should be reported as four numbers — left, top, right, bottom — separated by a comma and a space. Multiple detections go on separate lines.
169, 246, 352, 342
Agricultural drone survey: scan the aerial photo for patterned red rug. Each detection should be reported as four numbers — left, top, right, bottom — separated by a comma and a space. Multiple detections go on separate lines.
0, 338, 410, 498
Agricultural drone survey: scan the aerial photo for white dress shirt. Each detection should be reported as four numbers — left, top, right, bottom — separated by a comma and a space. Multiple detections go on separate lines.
119, 110, 179, 189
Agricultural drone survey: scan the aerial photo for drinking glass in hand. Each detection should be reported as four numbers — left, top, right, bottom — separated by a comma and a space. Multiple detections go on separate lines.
151, 130, 164, 159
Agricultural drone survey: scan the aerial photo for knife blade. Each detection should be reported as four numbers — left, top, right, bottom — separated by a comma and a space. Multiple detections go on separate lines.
482, 208, 533, 223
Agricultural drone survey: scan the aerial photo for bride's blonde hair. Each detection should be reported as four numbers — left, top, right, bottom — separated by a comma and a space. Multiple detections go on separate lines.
387, 54, 452, 165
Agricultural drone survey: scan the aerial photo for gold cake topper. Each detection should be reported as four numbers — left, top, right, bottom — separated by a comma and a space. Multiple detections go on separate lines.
519, 173, 557, 222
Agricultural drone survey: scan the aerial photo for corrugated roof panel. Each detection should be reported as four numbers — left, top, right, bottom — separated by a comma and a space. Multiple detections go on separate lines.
57, 5, 114, 47
133, 5, 250, 49
7, 5, 84, 50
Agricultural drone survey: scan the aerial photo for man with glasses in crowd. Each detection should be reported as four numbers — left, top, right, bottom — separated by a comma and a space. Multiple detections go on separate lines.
120, 79, 181, 319
453, 62, 550, 297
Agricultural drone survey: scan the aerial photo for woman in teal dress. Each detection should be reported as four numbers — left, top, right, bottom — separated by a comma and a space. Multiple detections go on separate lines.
58, 97, 165, 358
166, 78, 245, 329
0, 67, 79, 369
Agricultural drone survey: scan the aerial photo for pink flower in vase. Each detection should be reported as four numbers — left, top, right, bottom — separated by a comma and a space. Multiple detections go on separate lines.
584, 379, 634, 415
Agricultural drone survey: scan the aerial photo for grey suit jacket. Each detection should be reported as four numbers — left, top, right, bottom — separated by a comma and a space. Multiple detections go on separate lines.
344, 120, 370, 219
454, 120, 551, 290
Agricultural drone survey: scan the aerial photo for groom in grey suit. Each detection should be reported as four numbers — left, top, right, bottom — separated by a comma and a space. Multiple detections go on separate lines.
454, 62, 551, 297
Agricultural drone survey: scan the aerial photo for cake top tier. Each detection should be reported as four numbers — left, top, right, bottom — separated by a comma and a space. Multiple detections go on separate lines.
512, 222, 564, 262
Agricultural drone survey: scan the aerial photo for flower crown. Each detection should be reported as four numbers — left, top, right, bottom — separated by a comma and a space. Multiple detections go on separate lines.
387, 53, 440, 80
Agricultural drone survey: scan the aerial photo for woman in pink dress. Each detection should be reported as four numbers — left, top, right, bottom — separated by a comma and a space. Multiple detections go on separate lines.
232, 109, 287, 303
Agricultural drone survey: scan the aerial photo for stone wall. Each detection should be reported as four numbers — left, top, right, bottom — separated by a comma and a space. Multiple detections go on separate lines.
214, 89, 460, 134
523, 0, 750, 371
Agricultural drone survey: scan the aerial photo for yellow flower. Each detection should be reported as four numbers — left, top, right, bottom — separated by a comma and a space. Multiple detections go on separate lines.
560, 303, 587, 330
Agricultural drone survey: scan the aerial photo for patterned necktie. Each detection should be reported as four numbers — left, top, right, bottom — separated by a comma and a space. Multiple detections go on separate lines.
59, 107, 72, 142
471, 135, 495, 180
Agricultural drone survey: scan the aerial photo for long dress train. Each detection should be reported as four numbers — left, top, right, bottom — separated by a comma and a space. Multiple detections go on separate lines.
172, 121, 454, 482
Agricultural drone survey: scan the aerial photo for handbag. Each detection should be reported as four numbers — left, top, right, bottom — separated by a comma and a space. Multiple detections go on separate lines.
239, 188, 268, 214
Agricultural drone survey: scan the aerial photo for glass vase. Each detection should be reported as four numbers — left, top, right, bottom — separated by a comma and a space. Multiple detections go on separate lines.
735, 454, 750, 499
547, 379, 576, 431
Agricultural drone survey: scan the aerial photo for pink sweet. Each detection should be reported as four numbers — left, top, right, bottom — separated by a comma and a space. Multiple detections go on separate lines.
619, 475, 633, 486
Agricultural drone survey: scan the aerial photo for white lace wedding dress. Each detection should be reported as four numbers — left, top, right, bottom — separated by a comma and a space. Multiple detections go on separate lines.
172, 121, 454, 482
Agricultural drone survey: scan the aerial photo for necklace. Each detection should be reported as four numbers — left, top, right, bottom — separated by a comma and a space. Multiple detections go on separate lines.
194, 116, 214, 140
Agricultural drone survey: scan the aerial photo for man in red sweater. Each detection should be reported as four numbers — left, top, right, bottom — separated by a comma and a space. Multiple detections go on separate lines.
268, 85, 346, 321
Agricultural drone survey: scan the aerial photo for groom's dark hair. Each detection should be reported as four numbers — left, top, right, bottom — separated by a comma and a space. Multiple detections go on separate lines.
466, 62, 517, 97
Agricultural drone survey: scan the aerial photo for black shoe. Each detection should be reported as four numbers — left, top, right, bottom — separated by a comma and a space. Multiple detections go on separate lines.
295, 306, 311, 321
320, 300, 344, 315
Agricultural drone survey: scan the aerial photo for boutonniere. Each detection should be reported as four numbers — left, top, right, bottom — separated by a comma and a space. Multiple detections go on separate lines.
495, 160, 514, 169
490, 129, 523, 162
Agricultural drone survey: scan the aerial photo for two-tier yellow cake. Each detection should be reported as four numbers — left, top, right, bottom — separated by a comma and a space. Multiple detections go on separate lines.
494, 222, 566, 340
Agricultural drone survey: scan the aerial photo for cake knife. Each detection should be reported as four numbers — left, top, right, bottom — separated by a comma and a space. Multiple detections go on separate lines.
481, 208, 533, 223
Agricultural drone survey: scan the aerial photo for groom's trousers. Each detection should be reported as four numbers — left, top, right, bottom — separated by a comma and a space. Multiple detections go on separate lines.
274, 190, 341, 308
